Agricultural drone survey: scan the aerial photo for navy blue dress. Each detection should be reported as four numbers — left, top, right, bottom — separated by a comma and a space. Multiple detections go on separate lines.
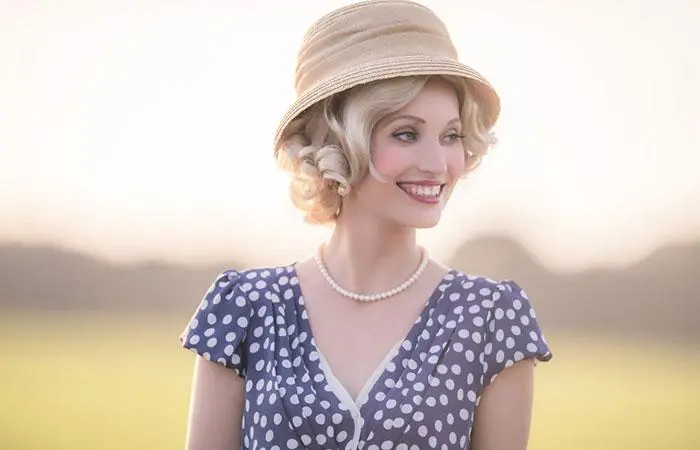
180, 265, 552, 449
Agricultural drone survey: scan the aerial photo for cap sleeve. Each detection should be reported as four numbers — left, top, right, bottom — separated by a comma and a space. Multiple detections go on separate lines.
482, 280, 553, 387
179, 269, 252, 378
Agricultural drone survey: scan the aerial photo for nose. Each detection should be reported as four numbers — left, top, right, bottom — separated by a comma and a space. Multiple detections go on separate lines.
416, 138, 448, 175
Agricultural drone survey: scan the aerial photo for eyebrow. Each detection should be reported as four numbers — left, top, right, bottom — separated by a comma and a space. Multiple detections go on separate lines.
383, 114, 461, 127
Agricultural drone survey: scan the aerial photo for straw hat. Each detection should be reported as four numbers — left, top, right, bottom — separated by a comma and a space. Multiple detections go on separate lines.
273, 0, 501, 153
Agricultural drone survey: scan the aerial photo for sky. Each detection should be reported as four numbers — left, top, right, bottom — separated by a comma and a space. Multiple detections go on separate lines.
1, 0, 699, 273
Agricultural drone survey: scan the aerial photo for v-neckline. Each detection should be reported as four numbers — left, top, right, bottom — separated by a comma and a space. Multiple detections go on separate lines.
289, 266, 456, 409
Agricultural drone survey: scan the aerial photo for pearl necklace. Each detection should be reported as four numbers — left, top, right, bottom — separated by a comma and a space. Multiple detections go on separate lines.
313, 246, 429, 302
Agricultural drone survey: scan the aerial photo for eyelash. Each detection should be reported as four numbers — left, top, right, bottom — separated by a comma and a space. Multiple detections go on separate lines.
392, 130, 466, 143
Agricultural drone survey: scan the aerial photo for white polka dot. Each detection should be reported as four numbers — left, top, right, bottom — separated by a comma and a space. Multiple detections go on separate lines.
255, 359, 265, 372
382, 418, 393, 430
449, 432, 457, 444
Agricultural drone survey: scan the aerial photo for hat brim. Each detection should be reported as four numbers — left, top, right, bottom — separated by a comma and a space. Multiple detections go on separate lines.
273, 55, 500, 152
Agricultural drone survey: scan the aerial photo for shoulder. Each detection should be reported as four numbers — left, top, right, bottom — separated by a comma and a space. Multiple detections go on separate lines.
180, 264, 299, 374
193, 265, 299, 316
447, 269, 513, 297
445, 270, 538, 316
207, 265, 298, 293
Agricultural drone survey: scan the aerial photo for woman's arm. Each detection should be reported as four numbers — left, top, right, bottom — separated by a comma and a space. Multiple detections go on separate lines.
470, 359, 536, 450
185, 356, 246, 450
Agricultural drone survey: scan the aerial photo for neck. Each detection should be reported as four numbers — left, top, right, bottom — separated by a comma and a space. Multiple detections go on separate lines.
321, 209, 424, 295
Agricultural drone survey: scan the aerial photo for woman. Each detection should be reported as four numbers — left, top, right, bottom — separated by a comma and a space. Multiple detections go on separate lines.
180, 1, 553, 449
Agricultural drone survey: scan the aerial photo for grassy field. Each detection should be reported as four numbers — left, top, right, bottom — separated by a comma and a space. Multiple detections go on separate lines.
1, 311, 699, 450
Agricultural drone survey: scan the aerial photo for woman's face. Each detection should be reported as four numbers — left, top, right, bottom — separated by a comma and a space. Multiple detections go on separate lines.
347, 78, 466, 229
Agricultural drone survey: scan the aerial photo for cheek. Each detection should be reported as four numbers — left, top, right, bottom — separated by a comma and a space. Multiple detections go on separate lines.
371, 144, 412, 179
447, 148, 466, 176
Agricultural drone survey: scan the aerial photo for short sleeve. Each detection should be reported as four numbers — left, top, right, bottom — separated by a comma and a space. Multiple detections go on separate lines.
482, 280, 553, 386
179, 269, 252, 378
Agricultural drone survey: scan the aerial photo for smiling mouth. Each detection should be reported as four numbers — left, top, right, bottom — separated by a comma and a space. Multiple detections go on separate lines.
395, 182, 445, 204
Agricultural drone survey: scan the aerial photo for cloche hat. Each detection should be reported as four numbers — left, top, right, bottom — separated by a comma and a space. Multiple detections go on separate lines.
273, 0, 500, 153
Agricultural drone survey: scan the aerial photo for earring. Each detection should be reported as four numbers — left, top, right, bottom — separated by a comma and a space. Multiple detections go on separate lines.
337, 184, 349, 197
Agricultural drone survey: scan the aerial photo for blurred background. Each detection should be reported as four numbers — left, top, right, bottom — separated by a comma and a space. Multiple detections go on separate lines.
1, 0, 699, 449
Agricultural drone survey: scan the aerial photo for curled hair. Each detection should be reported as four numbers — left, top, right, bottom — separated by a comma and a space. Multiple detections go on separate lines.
275, 75, 497, 224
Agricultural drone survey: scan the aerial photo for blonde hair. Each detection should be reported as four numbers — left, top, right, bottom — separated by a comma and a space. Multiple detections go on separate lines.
275, 75, 497, 224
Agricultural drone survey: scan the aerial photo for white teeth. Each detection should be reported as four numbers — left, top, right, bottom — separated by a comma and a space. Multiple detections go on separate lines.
400, 184, 441, 197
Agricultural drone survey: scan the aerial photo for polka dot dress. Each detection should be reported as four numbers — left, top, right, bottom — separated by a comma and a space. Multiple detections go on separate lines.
180, 266, 553, 449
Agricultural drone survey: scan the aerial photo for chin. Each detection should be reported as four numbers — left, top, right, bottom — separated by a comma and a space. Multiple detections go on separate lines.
392, 211, 443, 229
410, 218, 442, 229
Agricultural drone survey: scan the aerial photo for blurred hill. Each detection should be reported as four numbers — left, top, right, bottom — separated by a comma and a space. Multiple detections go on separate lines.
449, 236, 699, 343
0, 243, 239, 313
0, 238, 698, 342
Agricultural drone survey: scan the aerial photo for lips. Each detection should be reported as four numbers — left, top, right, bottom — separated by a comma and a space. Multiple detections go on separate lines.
396, 182, 445, 203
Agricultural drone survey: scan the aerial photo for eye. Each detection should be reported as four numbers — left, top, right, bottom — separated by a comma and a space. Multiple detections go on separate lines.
392, 130, 419, 142
444, 131, 466, 144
